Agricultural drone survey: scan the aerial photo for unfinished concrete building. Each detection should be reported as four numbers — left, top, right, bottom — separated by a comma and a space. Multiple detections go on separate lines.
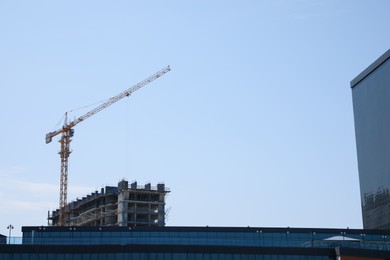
48, 180, 170, 227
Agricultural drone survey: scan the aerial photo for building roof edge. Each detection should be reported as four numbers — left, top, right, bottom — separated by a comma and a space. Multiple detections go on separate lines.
350, 49, 390, 88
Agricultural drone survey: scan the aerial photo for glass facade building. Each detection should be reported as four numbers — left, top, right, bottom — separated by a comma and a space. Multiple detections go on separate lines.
351, 49, 390, 229
1, 226, 390, 259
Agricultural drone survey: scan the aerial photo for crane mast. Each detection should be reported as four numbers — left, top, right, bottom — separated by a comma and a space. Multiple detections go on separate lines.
59, 114, 72, 226
46, 66, 170, 226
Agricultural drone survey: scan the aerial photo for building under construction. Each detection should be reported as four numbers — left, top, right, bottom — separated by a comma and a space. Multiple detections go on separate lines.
48, 180, 170, 227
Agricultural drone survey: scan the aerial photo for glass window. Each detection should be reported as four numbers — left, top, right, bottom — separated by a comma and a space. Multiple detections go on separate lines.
172, 253, 187, 260
119, 232, 128, 238
65, 254, 75, 260
21, 254, 30, 260
82, 254, 91, 260
102, 232, 111, 238
57, 254, 66, 260
80, 232, 90, 237
111, 232, 120, 237
210, 254, 218, 260
73, 254, 82, 260
98, 254, 107, 260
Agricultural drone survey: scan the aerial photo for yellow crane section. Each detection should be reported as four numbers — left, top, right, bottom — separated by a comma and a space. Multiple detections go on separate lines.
46, 66, 171, 226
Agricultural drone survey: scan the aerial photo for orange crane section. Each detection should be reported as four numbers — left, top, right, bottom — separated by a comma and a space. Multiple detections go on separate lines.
46, 66, 171, 226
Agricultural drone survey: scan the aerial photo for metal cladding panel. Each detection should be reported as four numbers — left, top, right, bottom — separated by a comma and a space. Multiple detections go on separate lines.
351, 49, 390, 88
351, 51, 390, 229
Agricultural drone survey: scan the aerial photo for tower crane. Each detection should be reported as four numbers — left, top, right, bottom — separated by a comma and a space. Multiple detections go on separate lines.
46, 66, 170, 226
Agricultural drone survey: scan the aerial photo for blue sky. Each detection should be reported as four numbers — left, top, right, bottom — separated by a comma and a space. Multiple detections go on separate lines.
0, 1, 389, 237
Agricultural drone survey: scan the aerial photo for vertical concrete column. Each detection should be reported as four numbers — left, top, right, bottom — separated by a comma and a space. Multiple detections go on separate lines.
117, 191, 128, 226
158, 192, 165, 226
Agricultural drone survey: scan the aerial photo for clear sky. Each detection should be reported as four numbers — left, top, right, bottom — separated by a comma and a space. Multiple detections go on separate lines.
0, 1, 389, 237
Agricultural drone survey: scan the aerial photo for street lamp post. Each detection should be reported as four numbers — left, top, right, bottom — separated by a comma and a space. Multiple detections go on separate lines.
7, 224, 14, 244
